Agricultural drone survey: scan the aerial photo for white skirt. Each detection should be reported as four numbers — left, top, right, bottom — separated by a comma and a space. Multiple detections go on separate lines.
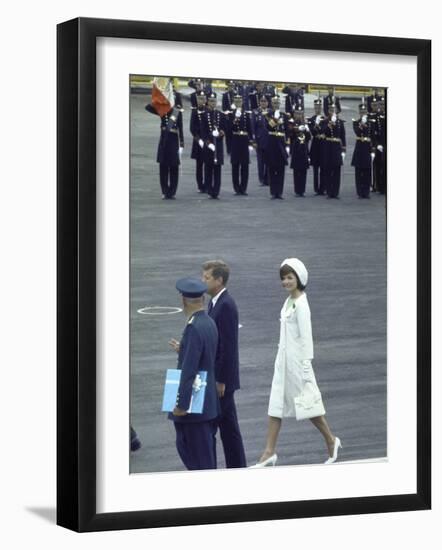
268, 356, 322, 419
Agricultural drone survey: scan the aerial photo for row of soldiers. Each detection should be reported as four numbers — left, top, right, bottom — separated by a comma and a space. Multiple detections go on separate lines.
145, 80, 386, 200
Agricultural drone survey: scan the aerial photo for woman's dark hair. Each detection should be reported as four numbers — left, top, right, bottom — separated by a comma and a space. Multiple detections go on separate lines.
279, 264, 306, 291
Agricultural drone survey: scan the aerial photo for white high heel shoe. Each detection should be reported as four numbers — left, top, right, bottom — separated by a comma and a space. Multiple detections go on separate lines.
249, 453, 278, 468
324, 437, 342, 464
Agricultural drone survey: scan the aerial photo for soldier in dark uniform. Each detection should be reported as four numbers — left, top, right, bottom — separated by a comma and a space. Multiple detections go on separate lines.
200, 92, 227, 199
189, 78, 204, 109
251, 94, 271, 186
190, 90, 207, 193
321, 103, 346, 199
263, 94, 290, 199
307, 98, 326, 195
351, 102, 375, 198
288, 106, 311, 197
228, 94, 254, 195
173, 84, 184, 112
145, 102, 184, 200
249, 82, 266, 111
323, 86, 342, 117
222, 81, 237, 156
367, 87, 385, 114
283, 83, 304, 113
370, 97, 386, 194
168, 277, 220, 471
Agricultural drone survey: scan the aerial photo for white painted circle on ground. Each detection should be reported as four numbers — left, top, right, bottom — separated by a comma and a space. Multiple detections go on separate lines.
137, 306, 182, 316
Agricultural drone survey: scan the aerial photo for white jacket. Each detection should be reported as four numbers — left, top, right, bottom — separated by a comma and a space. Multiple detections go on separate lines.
268, 293, 321, 418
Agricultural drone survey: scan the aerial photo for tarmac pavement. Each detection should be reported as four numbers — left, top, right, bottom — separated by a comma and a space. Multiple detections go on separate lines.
129, 89, 387, 473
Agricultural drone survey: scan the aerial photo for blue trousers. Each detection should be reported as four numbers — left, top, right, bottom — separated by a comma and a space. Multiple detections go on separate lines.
218, 391, 247, 468
174, 420, 217, 470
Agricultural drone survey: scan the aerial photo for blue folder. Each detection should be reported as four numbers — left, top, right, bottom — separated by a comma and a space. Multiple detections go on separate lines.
161, 369, 208, 414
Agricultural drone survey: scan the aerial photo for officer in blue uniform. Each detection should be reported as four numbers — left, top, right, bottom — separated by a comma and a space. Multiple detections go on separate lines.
367, 88, 385, 114
190, 90, 207, 193
189, 78, 204, 109
145, 103, 184, 199
251, 94, 271, 185
229, 94, 254, 195
307, 98, 326, 195
370, 97, 386, 194
321, 103, 346, 198
200, 92, 227, 199
351, 102, 375, 198
283, 83, 304, 113
168, 277, 220, 470
323, 86, 342, 117
288, 106, 311, 197
263, 94, 290, 199
222, 81, 238, 155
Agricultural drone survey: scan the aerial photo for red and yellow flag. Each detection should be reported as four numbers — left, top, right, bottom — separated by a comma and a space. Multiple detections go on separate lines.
151, 77, 175, 117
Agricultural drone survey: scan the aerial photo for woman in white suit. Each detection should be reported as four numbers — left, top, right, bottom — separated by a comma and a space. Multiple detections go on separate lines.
251, 258, 341, 467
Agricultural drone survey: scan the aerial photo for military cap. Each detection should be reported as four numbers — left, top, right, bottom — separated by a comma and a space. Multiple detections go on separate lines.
176, 277, 208, 298
197, 90, 207, 97
313, 98, 322, 105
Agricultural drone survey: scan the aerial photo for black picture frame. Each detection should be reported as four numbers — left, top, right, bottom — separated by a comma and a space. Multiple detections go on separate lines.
57, 17, 431, 532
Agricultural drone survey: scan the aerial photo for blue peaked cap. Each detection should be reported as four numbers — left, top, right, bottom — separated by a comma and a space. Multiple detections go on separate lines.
176, 277, 208, 298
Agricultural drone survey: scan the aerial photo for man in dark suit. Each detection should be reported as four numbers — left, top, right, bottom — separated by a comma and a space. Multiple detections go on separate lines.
201, 260, 247, 468
168, 277, 220, 470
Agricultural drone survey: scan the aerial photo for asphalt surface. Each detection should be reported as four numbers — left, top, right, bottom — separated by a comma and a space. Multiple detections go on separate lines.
129, 89, 387, 474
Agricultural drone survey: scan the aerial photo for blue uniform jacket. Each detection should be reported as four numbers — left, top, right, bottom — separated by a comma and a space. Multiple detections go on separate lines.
145, 105, 184, 167
320, 118, 346, 167
200, 109, 227, 166
228, 110, 253, 164
169, 311, 220, 424
251, 108, 270, 149
190, 107, 206, 160
351, 118, 374, 169
263, 110, 290, 167
208, 290, 240, 392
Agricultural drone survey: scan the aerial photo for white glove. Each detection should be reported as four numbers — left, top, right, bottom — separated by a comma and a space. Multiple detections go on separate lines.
308, 157, 311, 164
274, 109, 280, 119
298, 124, 306, 131
212, 129, 219, 137
179, 147, 183, 156
377, 145, 384, 152
331, 114, 337, 123
315, 115, 321, 125
198, 139, 204, 148
230, 103, 236, 110
235, 109, 242, 118
341, 152, 346, 161
208, 143, 216, 152
371, 152, 375, 160
285, 146, 290, 155
362, 115, 367, 124
248, 145, 254, 153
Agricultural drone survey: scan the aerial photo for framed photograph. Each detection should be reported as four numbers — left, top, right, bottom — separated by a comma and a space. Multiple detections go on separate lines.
57, 17, 431, 532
